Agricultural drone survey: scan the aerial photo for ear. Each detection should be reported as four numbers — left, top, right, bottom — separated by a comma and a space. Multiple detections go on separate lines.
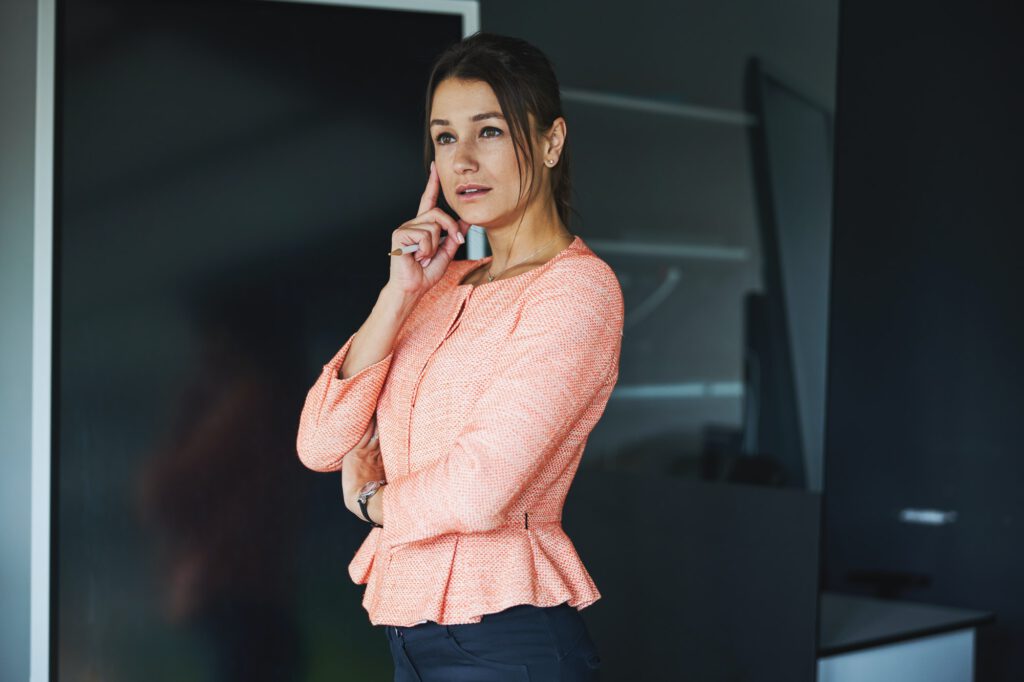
543, 117, 567, 161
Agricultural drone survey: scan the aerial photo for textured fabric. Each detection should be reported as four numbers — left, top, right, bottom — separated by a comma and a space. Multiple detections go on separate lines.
295, 235, 623, 627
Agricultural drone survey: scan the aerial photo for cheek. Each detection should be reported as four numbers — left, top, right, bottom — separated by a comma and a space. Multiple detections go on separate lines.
491, 148, 524, 185
443, 185, 457, 207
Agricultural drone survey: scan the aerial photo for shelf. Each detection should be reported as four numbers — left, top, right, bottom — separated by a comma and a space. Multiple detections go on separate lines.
561, 86, 757, 127
610, 381, 744, 399
586, 238, 749, 262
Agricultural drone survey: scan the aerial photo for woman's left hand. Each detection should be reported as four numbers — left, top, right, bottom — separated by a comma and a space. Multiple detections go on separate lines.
341, 416, 386, 516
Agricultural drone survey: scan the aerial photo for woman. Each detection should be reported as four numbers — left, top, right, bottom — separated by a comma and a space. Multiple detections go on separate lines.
296, 31, 623, 680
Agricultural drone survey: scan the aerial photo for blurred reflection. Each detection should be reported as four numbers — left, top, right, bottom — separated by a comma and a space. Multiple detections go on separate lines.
137, 288, 309, 680
575, 60, 834, 493
742, 59, 834, 493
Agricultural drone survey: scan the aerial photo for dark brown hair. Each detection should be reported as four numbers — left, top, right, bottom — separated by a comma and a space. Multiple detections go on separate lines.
423, 31, 576, 229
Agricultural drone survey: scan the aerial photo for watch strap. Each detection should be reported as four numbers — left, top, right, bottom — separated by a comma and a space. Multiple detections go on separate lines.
358, 481, 385, 528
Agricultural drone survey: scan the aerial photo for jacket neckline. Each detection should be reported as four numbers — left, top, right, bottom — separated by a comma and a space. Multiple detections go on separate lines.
450, 234, 584, 290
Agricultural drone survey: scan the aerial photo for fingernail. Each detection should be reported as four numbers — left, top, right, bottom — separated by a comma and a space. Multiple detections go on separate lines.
457, 232, 465, 244
422, 257, 432, 267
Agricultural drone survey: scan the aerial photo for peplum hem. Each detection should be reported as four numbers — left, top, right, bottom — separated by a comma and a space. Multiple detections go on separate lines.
348, 527, 382, 585
348, 523, 602, 627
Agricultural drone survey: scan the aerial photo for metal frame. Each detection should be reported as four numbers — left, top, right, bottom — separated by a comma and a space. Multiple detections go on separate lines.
30, 1, 478, 678
32, 0, 55, 677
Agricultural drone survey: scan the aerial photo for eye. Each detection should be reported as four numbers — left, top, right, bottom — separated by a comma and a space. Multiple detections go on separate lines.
434, 127, 504, 146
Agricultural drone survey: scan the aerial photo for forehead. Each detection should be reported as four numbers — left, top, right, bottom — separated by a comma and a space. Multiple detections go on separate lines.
430, 79, 500, 119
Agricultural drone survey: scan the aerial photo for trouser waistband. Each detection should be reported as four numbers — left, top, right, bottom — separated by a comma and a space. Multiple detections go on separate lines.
387, 602, 572, 641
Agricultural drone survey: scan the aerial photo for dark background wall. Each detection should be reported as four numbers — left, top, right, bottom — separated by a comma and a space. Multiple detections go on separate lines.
823, 0, 1024, 679
477, 0, 837, 112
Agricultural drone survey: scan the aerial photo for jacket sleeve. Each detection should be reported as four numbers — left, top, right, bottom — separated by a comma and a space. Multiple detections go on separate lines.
381, 263, 624, 548
295, 331, 393, 472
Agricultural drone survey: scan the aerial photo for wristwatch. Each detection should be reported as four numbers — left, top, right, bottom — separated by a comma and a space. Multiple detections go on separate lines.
356, 479, 387, 528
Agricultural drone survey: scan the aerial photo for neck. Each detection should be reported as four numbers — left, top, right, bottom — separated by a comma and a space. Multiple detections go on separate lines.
481, 195, 569, 272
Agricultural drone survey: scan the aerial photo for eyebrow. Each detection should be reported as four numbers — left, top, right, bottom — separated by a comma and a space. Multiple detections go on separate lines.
429, 111, 505, 127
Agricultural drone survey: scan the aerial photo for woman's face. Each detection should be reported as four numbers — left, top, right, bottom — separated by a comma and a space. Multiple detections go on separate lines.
429, 78, 542, 225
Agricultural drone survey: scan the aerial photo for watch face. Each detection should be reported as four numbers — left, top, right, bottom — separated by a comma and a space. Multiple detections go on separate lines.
358, 480, 380, 498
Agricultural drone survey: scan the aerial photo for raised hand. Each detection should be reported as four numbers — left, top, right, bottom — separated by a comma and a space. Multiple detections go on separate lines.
388, 161, 473, 297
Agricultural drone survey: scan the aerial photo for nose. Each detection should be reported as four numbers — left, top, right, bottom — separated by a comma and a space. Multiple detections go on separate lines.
452, 139, 478, 173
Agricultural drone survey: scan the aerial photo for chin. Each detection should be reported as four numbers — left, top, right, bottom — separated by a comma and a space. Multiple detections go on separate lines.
457, 203, 511, 227
456, 209, 495, 226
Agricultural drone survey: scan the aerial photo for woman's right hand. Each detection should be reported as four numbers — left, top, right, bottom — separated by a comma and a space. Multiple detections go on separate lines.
388, 161, 472, 298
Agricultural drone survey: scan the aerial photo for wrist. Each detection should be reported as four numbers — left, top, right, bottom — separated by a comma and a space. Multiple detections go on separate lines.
345, 483, 370, 516
379, 284, 421, 322
353, 478, 387, 527
344, 487, 360, 516
366, 485, 384, 526
342, 474, 361, 514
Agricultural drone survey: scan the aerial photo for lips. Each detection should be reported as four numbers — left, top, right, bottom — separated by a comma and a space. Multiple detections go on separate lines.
456, 183, 492, 197
458, 189, 491, 200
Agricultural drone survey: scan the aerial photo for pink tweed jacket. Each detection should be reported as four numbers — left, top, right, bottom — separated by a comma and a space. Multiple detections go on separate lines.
295, 235, 623, 626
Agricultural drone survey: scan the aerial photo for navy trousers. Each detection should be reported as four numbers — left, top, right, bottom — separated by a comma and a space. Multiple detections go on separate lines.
385, 601, 603, 681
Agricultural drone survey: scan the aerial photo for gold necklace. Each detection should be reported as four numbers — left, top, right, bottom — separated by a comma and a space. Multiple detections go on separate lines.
487, 231, 571, 282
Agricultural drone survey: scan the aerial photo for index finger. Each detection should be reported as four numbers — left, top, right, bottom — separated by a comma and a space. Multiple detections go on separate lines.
417, 160, 439, 216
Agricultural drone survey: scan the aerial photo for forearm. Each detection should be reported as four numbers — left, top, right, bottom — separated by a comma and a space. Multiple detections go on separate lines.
340, 285, 420, 380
